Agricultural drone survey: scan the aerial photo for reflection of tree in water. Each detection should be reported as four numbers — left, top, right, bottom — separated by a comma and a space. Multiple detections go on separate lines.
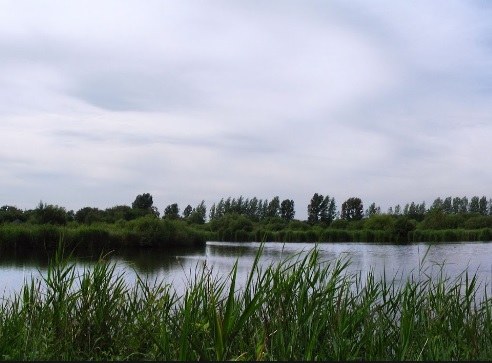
0, 248, 52, 268
206, 244, 251, 258
108, 246, 207, 275
0, 245, 207, 275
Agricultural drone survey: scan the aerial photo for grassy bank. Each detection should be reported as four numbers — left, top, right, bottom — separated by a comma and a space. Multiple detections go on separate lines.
3, 209, 492, 247
0, 216, 211, 251
214, 226, 492, 243
0, 247, 491, 360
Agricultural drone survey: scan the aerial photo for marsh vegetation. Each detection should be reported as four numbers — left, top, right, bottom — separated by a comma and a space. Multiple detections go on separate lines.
0, 246, 491, 360
1, 193, 492, 252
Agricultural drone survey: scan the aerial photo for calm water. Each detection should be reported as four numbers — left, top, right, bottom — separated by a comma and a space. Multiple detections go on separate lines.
1, 241, 492, 299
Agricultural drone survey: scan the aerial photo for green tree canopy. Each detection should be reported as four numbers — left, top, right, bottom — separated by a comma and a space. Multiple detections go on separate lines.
189, 200, 206, 224
307, 193, 336, 224
132, 193, 154, 210
183, 205, 193, 219
280, 199, 295, 221
163, 203, 180, 220
32, 202, 68, 225
341, 197, 363, 221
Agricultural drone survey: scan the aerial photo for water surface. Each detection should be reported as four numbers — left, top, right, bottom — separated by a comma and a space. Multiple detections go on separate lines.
1, 241, 491, 299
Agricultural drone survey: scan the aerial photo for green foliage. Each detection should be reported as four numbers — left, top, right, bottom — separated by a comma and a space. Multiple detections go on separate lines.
104, 205, 137, 222
74, 207, 105, 224
364, 214, 395, 231
330, 219, 349, 229
341, 197, 364, 221
209, 213, 253, 242
287, 219, 310, 230
0, 217, 207, 250
280, 199, 295, 221
163, 203, 180, 220
307, 193, 336, 224
419, 210, 465, 230
132, 192, 154, 210
365, 202, 381, 217
461, 215, 492, 229
392, 217, 417, 243
183, 205, 193, 219
1, 247, 491, 360
188, 200, 207, 225
266, 196, 281, 218
0, 205, 26, 223
32, 202, 68, 225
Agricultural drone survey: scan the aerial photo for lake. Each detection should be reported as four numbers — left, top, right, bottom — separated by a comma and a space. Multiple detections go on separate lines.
1, 241, 491, 299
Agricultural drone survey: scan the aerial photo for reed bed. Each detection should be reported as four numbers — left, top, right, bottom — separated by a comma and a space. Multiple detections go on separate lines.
0, 217, 210, 251
0, 246, 491, 360
217, 227, 492, 243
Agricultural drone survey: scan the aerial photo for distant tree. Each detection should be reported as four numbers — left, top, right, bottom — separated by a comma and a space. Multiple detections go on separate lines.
67, 210, 75, 222
341, 197, 363, 221
105, 205, 136, 222
132, 193, 153, 210
442, 197, 452, 214
479, 196, 488, 215
232, 196, 245, 214
280, 199, 295, 221
209, 203, 217, 220
163, 203, 180, 220
406, 201, 426, 221
469, 196, 480, 214
404, 202, 413, 217
131, 193, 159, 217
189, 200, 207, 224
259, 199, 268, 220
394, 205, 401, 215
246, 197, 259, 220
33, 201, 68, 225
0, 205, 26, 223
366, 202, 380, 217
324, 198, 337, 224
308, 193, 323, 223
430, 197, 443, 212
460, 196, 469, 213
75, 207, 105, 224
266, 196, 281, 218
224, 198, 232, 214
183, 205, 193, 219
451, 197, 462, 214
307, 193, 336, 224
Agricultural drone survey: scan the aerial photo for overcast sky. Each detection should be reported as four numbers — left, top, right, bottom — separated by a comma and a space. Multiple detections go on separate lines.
1, 1, 491, 219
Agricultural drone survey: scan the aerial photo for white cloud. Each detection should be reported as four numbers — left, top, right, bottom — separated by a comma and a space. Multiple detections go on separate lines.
0, 1, 491, 218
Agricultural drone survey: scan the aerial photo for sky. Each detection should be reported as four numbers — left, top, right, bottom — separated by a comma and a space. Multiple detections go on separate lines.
0, 0, 491, 219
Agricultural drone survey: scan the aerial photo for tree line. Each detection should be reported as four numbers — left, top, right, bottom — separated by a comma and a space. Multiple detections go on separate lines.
1, 193, 492, 226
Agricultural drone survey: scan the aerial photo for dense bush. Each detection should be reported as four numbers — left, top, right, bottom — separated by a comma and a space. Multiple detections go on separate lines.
364, 214, 395, 231
461, 215, 492, 229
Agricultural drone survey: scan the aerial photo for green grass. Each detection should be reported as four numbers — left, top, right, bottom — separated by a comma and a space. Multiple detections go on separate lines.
0, 246, 491, 360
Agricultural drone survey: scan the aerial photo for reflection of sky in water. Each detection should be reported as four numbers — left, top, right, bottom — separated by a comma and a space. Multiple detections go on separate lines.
1, 242, 491, 300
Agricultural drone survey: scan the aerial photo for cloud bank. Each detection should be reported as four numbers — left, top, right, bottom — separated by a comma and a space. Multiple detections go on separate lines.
0, 0, 491, 218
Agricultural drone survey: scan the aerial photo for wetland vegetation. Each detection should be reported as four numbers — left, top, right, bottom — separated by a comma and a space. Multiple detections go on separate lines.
1, 193, 492, 251
0, 246, 491, 360
1, 194, 492, 360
